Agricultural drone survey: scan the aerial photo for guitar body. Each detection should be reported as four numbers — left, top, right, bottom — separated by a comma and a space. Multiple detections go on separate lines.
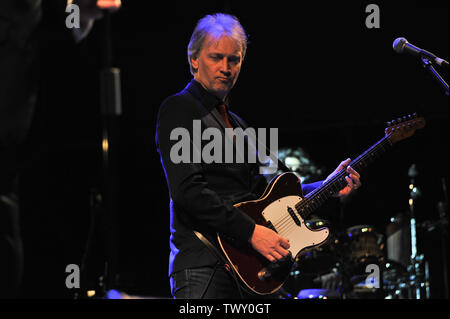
217, 172, 330, 295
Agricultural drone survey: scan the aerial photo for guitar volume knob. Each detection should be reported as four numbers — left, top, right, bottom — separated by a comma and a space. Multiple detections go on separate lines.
258, 268, 271, 281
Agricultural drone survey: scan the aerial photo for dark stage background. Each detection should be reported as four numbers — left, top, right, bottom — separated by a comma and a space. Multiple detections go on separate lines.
17, 1, 448, 298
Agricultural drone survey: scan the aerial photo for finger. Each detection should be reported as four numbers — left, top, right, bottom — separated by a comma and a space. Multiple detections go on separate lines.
270, 251, 283, 261
266, 254, 275, 262
346, 166, 360, 178
276, 245, 290, 257
279, 237, 290, 249
347, 175, 361, 190
348, 173, 361, 188
351, 173, 361, 186
345, 176, 354, 188
340, 158, 351, 169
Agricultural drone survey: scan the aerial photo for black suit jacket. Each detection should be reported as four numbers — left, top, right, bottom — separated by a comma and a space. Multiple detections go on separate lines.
155, 79, 322, 276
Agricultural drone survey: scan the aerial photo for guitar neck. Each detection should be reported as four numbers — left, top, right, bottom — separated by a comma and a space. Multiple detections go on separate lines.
296, 134, 393, 219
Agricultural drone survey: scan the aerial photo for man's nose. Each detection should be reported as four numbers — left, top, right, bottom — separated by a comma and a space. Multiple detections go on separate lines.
220, 58, 231, 76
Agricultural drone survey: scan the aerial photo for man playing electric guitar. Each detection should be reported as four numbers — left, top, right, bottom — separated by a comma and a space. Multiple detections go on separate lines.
155, 13, 361, 299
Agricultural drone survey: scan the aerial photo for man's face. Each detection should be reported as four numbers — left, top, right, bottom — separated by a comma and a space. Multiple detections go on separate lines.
191, 34, 243, 100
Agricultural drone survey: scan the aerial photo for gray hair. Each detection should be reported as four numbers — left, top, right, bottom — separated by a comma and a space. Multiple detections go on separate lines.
187, 13, 248, 75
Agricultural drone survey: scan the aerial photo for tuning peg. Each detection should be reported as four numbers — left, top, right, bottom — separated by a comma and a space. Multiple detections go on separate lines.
386, 121, 392, 126
397, 117, 402, 123
412, 113, 417, 118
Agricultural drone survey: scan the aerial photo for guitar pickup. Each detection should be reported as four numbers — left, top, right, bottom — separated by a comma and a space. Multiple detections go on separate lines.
287, 207, 301, 226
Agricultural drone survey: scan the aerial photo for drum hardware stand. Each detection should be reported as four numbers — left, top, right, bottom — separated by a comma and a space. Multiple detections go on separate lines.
406, 164, 431, 299
437, 178, 449, 298
338, 196, 350, 237
333, 260, 356, 299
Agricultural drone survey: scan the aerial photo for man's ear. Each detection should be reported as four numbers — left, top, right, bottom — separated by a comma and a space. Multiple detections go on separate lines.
191, 55, 199, 72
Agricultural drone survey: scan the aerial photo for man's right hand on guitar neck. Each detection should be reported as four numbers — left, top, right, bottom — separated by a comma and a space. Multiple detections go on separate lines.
249, 224, 291, 262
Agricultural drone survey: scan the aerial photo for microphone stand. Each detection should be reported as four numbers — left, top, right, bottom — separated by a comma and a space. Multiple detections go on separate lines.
420, 58, 449, 96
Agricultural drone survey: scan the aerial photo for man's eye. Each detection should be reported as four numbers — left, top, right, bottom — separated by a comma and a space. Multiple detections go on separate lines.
229, 57, 240, 64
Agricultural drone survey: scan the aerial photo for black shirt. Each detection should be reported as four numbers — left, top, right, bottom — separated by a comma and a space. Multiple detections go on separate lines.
155, 79, 322, 276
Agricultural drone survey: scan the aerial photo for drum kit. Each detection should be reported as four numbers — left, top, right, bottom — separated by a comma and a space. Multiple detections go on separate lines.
275, 150, 448, 299
283, 221, 413, 299
282, 218, 445, 299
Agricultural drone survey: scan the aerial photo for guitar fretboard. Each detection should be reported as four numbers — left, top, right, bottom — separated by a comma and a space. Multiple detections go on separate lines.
294, 133, 393, 218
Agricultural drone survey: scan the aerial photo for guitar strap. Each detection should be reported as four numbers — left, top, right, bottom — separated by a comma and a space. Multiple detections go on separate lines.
228, 112, 292, 174
193, 231, 244, 298
193, 231, 228, 264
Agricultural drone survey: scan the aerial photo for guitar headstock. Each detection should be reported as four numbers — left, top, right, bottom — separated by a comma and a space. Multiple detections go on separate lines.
385, 113, 426, 144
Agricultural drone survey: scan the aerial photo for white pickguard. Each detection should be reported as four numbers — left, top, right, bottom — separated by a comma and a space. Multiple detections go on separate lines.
261, 195, 329, 257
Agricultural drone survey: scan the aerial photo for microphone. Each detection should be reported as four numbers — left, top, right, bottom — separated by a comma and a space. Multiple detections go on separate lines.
393, 37, 449, 69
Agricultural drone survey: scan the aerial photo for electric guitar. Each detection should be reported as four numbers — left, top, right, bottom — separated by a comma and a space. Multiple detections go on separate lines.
217, 114, 426, 295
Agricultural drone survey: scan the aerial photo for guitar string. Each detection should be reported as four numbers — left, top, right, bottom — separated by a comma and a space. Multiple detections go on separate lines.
283, 135, 392, 234
270, 205, 297, 234
297, 134, 392, 213
289, 120, 419, 227
282, 135, 393, 235
272, 202, 301, 230
272, 134, 392, 235
277, 124, 420, 236
295, 135, 392, 213
273, 140, 389, 236
274, 211, 297, 236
